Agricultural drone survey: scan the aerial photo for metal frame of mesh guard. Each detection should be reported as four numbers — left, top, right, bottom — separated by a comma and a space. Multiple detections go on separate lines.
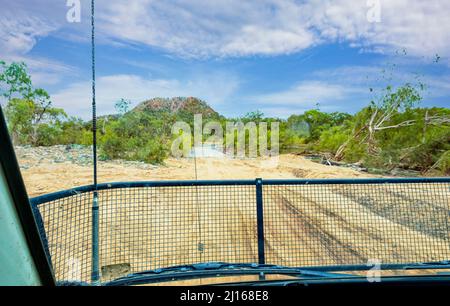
30, 178, 450, 283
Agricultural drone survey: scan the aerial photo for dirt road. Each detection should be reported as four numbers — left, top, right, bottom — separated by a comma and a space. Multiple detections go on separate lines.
18, 149, 372, 198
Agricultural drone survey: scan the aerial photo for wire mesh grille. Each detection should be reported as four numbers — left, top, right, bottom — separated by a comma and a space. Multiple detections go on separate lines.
263, 183, 450, 267
37, 193, 92, 283
32, 180, 450, 284
98, 185, 257, 281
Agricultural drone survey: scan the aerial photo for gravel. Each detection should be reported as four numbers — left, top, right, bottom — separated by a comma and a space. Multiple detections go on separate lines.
14, 145, 158, 170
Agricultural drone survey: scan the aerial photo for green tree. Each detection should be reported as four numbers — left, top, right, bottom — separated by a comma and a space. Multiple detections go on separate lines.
5, 98, 67, 145
0, 61, 34, 100
1, 60, 77, 145
100, 111, 170, 164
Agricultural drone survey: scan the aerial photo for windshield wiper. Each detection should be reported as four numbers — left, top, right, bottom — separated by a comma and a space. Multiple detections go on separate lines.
103, 260, 450, 286
402, 260, 450, 271
104, 262, 357, 286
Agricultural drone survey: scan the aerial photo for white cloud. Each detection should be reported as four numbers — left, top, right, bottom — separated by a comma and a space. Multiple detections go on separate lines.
251, 64, 450, 117
1, 53, 78, 88
0, 0, 66, 57
308, 0, 450, 59
312, 64, 450, 100
2, 0, 450, 59
51, 73, 240, 119
221, 25, 315, 56
94, 0, 319, 57
0, 15, 55, 55
94, 0, 450, 58
0, 2, 78, 87
251, 81, 365, 108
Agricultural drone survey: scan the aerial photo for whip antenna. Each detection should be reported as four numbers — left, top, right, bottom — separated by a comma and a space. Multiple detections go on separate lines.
91, 0, 98, 189
91, 0, 100, 285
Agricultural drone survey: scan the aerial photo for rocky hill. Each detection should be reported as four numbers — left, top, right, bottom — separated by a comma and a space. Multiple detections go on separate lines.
133, 97, 220, 119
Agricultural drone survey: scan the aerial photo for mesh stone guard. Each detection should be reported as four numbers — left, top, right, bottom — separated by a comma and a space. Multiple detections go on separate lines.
30, 178, 450, 283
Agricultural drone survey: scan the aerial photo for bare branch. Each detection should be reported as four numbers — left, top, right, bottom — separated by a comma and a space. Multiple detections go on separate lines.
374, 120, 417, 131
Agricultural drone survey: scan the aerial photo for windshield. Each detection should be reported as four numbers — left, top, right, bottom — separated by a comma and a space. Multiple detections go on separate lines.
0, 1, 449, 287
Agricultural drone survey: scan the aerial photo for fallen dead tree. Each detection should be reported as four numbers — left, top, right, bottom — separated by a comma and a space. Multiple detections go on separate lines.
333, 84, 450, 175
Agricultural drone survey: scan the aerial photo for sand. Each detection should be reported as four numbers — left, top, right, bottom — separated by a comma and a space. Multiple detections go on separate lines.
20, 154, 373, 198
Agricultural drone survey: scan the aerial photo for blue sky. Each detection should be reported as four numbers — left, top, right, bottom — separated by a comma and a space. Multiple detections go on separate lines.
1, 0, 449, 119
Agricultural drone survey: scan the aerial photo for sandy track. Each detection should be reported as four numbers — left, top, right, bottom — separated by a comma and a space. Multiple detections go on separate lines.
20, 154, 372, 198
